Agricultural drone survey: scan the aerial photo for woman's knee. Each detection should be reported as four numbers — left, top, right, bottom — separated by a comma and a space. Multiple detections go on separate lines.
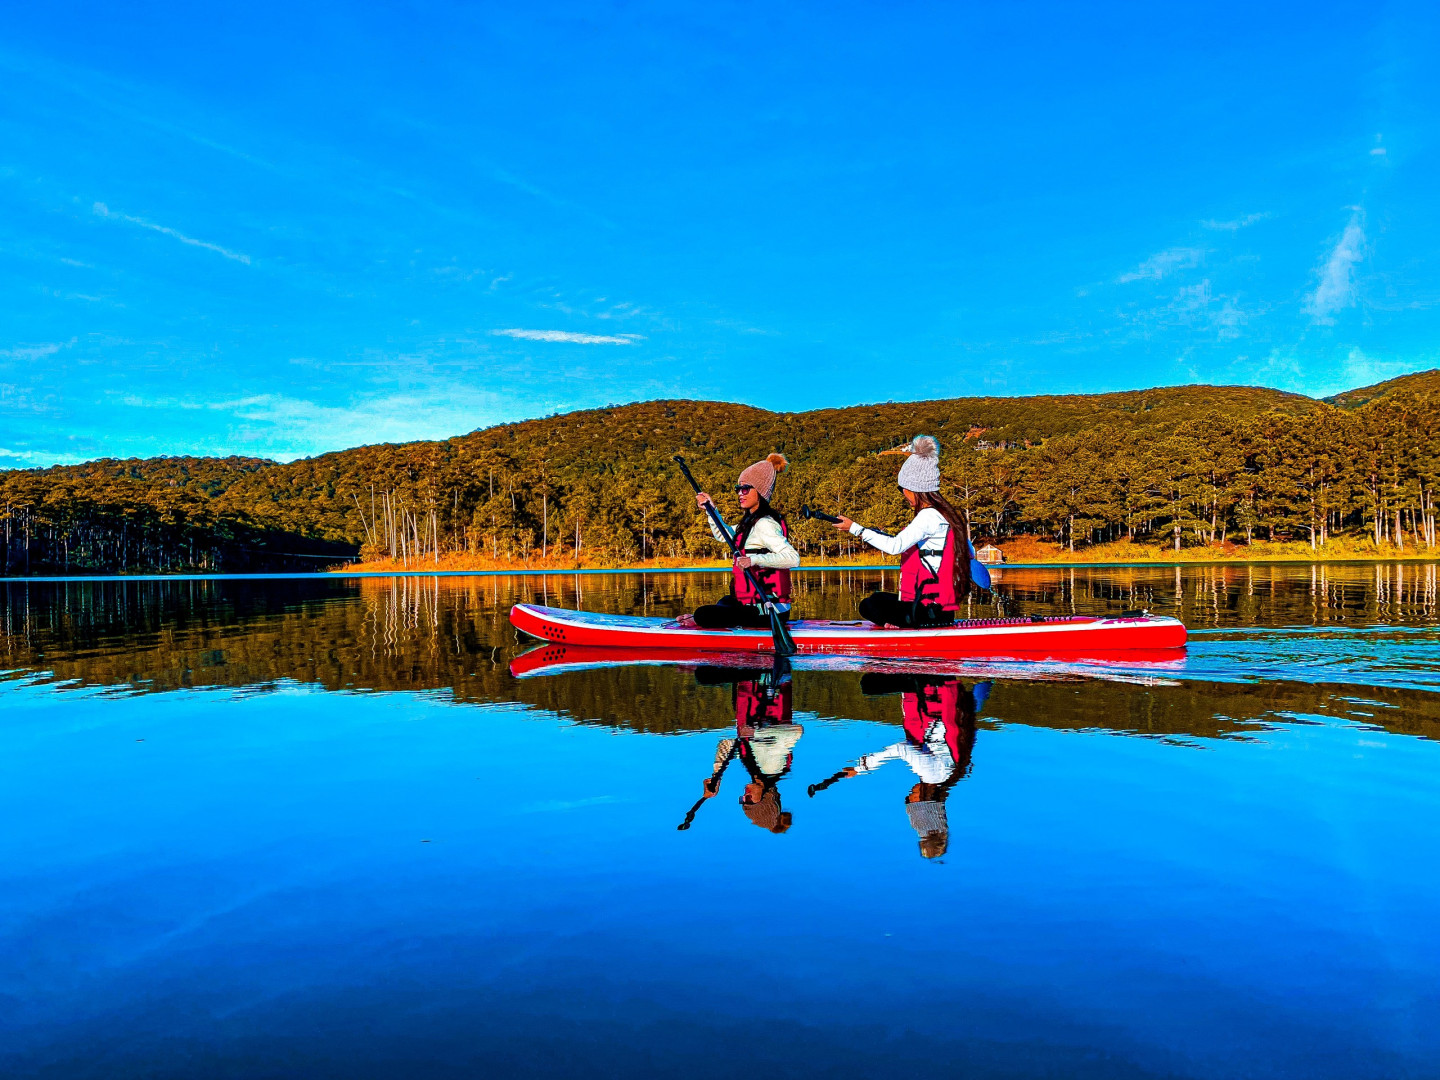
693, 604, 735, 629
858, 591, 900, 625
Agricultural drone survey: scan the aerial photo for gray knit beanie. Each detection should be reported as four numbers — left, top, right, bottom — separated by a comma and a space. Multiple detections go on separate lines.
906, 798, 947, 838
895, 435, 941, 493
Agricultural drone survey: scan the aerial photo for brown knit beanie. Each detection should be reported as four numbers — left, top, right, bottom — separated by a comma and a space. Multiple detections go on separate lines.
737, 453, 788, 499
742, 787, 792, 833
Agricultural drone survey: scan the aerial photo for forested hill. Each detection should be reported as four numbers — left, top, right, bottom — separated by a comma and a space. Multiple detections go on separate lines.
1323, 368, 1440, 409
2, 374, 1438, 575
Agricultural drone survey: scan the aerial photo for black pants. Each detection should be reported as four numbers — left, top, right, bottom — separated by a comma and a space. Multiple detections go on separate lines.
858, 591, 955, 629
694, 595, 788, 630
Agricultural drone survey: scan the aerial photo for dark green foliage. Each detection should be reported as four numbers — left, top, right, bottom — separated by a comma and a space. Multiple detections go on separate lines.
3, 373, 1440, 574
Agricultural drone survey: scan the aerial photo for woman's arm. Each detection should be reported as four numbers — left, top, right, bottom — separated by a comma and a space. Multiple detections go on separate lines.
744, 517, 800, 569
852, 743, 906, 773
849, 508, 944, 557
695, 494, 732, 546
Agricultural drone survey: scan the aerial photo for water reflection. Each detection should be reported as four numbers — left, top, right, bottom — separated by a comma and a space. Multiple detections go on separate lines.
4, 565, 1440, 744
812, 675, 985, 859
683, 660, 801, 833
5, 569, 1440, 1078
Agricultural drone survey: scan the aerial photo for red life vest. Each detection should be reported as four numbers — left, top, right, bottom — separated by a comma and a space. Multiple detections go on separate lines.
732, 513, 792, 604
736, 677, 793, 729
899, 524, 959, 611
901, 680, 966, 761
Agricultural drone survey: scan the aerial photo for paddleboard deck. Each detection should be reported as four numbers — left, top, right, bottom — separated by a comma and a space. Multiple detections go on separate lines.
509, 603, 1186, 658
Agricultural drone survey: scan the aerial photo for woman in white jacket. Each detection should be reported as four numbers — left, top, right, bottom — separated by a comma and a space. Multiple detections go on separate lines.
692, 453, 801, 629
832, 436, 988, 628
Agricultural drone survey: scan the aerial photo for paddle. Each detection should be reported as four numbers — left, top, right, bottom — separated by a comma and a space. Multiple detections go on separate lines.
807, 766, 857, 798
677, 741, 736, 831
674, 455, 797, 657
800, 505, 842, 524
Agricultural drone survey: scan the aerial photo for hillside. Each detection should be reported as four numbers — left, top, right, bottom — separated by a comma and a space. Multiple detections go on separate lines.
1324, 369, 1440, 409
2, 376, 1438, 574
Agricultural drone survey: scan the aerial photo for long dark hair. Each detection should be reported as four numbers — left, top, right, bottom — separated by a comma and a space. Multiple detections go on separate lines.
912, 489, 973, 598
737, 495, 783, 539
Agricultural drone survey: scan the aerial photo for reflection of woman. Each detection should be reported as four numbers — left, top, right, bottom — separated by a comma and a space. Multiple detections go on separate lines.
813, 675, 987, 858
689, 664, 802, 833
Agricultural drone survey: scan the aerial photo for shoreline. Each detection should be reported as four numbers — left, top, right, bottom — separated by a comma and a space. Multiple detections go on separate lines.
6, 553, 1440, 584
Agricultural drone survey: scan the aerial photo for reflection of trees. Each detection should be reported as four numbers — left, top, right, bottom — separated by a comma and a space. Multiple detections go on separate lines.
2, 568, 1440, 742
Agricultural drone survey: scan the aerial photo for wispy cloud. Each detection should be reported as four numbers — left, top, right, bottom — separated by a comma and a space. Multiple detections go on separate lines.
491, 328, 642, 345
113, 387, 516, 459
1305, 210, 1365, 324
0, 446, 60, 465
1115, 279, 1254, 343
1202, 213, 1269, 231
1117, 247, 1204, 283
0, 342, 65, 362
1338, 346, 1414, 389
92, 202, 251, 264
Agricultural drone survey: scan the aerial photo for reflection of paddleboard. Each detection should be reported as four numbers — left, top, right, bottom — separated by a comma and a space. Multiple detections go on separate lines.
509, 603, 1186, 659
507, 642, 1188, 685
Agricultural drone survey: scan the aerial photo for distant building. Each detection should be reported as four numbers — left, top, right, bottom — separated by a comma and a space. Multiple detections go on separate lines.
976, 544, 1005, 565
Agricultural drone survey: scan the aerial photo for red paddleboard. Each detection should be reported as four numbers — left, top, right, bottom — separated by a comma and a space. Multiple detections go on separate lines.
508, 603, 1186, 659
508, 641, 1188, 682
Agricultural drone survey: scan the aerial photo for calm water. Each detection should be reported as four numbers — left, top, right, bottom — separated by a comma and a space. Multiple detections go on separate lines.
2, 564, 1439, 1078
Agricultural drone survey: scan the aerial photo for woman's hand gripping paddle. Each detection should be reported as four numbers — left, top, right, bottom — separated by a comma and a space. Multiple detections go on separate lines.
674, 455, 797, 657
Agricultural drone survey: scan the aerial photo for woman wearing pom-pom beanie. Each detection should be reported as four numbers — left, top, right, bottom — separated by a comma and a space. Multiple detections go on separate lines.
692, 453, 800, 629
831, 435, 987, 628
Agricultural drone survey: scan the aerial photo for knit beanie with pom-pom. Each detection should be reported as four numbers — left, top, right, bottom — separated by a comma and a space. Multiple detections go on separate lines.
895, 435, 941, 493
737, 453, 788, 499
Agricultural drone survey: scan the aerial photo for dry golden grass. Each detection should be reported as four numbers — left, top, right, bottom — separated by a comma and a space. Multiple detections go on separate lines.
983, 535, 1439, 564
336, 552, 733, 574
333, 534, 1439, 574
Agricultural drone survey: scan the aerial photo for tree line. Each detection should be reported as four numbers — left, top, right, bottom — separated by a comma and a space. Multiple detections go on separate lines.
2, 372, 1437, 574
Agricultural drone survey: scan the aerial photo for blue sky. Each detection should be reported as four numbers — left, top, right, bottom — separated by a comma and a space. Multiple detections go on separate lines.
2, 1, 1437, 465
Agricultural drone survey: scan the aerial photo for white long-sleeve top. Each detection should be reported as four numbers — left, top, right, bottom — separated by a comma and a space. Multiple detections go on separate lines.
850, 506, 949, 574
744, 723, 804, 776
852, 721, 955, 784
708, 513, 800, 570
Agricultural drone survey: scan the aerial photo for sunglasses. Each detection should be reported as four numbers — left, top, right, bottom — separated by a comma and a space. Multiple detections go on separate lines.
734, 484, 755, 494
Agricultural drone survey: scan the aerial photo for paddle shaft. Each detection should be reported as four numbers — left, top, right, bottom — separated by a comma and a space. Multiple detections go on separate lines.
678, 740, 738, 830
808, 766, 856, 798
800, 505, 842, 524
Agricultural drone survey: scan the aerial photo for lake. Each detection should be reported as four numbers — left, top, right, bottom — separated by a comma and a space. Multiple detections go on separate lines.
2, 564, 1439, 1078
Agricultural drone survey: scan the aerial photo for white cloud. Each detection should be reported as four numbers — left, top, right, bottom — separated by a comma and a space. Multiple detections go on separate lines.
1253, 347, 1305, 387
1339, 346, 1414, 388
0, 342, 64, 362
1202, 213, 1269, 231
1118, 247, 1205, 283
1370, 147, 1387, 156
93, 202, 251, 264
1116, 279, 1253, 342
490, 328, 642, 345
114, 387, 516, 459
1305, 211, 1366, 324
0, 445, 84, 466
